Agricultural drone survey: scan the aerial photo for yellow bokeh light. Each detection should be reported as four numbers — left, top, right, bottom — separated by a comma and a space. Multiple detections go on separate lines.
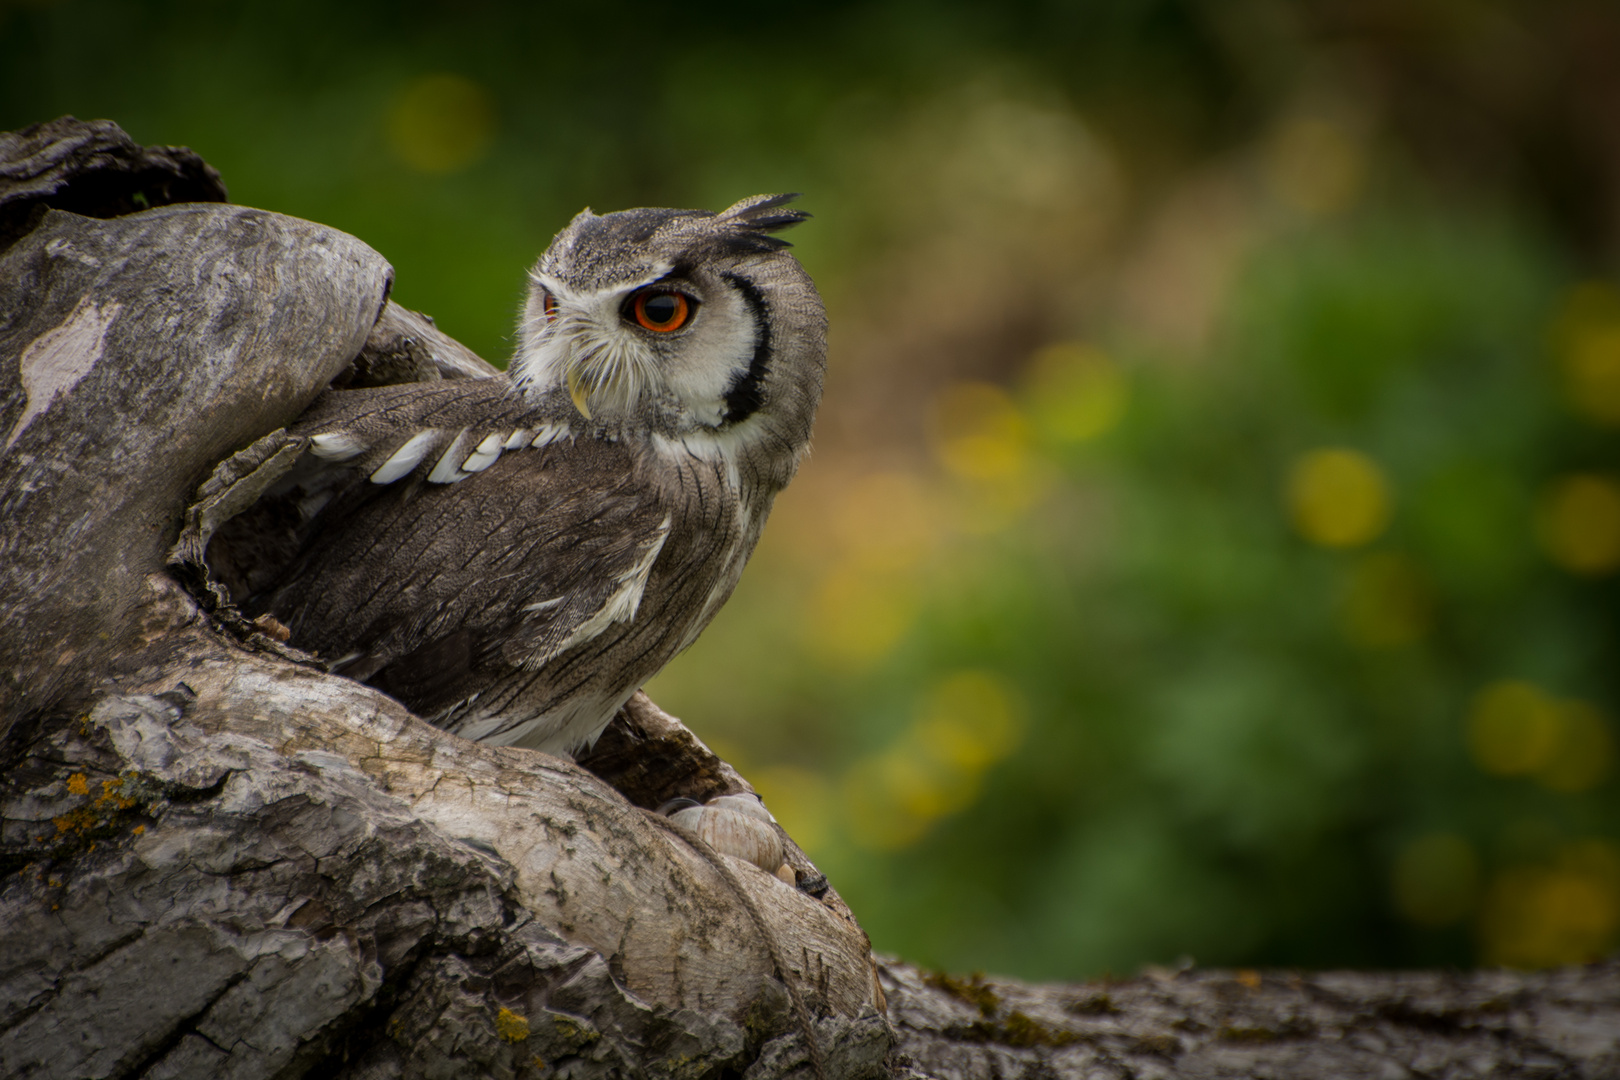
1265, 114, 1366, 217
929, 381, 1032, 482
899, 757, 982, 822
751, 766, 832, 854
1468, 682, 1615, 792
945, 463, 1053, 535
1536, 702, 1615, 794
831, 471, 938, 573
1392, 832, 1480, 928
1536, 473, 1620, 576
915, 670, 1025, 771
1286, 448, 1392, 548
1023, 342, 1129, 443
387, 73, 496, 174
1562, 324, 1620, 425
806, 561, 917, 667
839, 671, 1026, 851
1554, 281, 1620, 426
929, 381, 1053, 534
1467, 681, 1564, 776
1480, 840, 1620, 968
1342, 551, 1433, 648
841, 753, 944, 851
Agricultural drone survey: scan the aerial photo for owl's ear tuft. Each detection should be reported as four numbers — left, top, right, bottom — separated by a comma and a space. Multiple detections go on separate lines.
717, 193, 810, 248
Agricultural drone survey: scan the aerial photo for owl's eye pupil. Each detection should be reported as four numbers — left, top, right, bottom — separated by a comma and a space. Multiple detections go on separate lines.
632, 290, 692, 332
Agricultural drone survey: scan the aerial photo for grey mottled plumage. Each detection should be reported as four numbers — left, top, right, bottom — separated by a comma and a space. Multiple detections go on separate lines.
214, 195, 825, 756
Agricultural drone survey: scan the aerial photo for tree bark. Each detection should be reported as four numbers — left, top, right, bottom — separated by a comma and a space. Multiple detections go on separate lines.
1, 577, 889, 1080
878, 957, 1620, 1079
1, 117, 1616, 1080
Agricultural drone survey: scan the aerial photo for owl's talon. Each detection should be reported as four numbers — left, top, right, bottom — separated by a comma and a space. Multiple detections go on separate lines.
794, 870, 829, 898
662, 793, 787, 877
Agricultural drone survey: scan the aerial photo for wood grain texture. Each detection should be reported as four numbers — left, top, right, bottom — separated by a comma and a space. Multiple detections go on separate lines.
0, 577, 891, 1080
0, 202, 392, 728
880, 956, 1620, 1079
0, 115, 227, 251
581, 691, 759, 810
332, 300, 503, 387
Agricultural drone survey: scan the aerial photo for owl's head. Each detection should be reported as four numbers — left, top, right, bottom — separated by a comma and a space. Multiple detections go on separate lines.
513, 195, 826, 480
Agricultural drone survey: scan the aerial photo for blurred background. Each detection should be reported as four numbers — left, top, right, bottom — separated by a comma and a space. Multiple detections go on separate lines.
4, 0, 1618, 980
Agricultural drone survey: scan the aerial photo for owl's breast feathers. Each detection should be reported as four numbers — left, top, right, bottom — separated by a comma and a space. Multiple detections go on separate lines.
241, 379, 757, 752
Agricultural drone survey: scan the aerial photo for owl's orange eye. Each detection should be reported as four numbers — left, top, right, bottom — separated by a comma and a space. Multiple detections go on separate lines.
542, 292, 559, 319
632, 290, 691, 332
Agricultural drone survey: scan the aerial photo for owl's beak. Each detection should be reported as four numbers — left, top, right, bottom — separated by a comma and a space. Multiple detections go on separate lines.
564, 362, 593, 420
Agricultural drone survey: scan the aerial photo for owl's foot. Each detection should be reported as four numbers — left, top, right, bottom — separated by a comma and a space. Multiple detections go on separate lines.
659, 793, 798, 885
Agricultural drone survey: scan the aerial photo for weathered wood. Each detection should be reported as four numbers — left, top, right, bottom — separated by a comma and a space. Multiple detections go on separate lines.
880, 956, 1620, 1079
0, 116, 227, 252
581, 691, 758, 812
4, 116, 1617, 1080
0, 201, 392, 730
333, 301, 504, 387
0, 118, 889, 1080
1, 577, 890, 1080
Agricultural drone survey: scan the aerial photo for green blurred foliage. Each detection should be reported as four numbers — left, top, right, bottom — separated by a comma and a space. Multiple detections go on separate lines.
803, 212, 1620, 979
6, 0, 1619, 979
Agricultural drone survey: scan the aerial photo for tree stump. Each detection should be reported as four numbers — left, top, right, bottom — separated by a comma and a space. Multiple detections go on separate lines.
2, 117, 1617, 1080
0, 117, 887, 1080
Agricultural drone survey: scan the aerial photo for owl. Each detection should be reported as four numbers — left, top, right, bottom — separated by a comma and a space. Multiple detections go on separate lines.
209, 195, 825, 757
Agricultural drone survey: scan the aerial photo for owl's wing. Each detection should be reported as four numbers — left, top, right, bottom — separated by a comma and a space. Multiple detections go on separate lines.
252, 385, 676, 718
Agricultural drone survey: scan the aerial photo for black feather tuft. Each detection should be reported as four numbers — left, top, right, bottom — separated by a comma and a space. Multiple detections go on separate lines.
716, 193, 811, 248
